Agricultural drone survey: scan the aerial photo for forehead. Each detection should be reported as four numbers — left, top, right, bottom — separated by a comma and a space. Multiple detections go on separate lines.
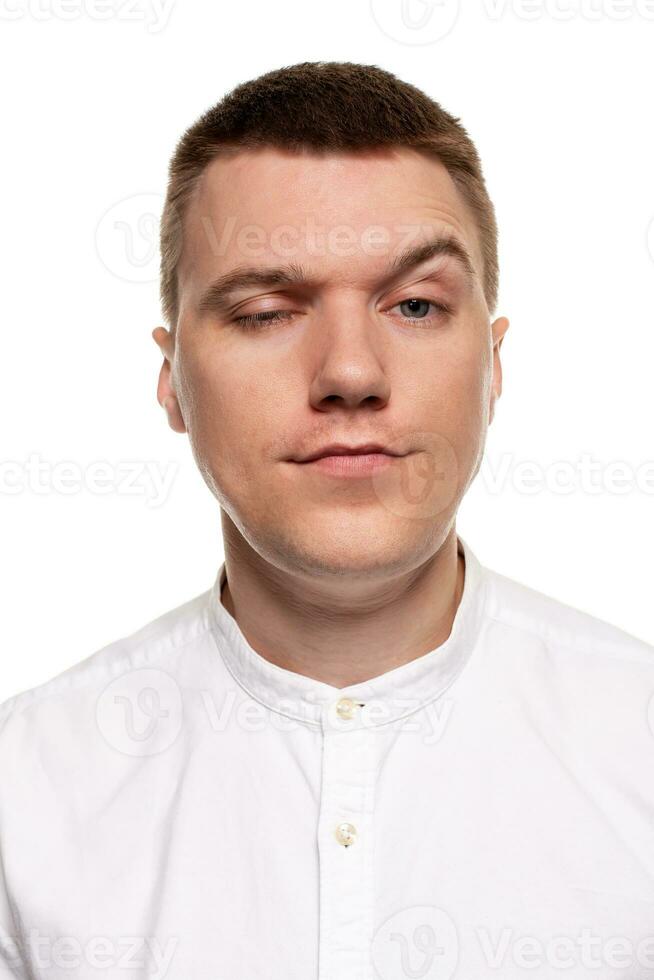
178, 146, 483, 288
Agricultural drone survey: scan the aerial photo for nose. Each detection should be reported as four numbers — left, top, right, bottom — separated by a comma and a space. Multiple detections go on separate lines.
308, 307, 391, 413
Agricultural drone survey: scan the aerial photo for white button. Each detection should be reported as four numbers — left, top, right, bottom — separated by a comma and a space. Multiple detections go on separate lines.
335, 697, 358, 721
334, 822, 357, 847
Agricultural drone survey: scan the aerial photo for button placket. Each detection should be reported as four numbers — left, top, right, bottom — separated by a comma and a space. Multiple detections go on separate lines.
317, 699, 376, 980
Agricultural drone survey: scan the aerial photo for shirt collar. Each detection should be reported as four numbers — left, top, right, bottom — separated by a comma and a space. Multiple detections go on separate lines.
207, 533, 488, 730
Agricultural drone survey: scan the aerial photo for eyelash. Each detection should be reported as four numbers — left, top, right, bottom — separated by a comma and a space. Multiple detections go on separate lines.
232, 299, 453, 331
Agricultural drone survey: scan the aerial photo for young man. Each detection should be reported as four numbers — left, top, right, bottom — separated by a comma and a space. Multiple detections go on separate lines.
2, 61, 653, 980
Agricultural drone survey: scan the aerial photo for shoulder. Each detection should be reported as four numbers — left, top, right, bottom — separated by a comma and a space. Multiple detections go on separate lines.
474, 564, 654, 775
481, 564, 654, 665
0, 587, 217, 754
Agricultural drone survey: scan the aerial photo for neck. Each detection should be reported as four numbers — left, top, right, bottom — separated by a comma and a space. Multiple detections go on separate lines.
219, 519, 465, 689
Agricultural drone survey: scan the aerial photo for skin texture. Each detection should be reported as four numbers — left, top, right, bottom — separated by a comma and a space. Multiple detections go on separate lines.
152, 147, 509, 688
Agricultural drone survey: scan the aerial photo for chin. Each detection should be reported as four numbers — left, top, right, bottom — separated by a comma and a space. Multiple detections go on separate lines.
279, 517, 423, 577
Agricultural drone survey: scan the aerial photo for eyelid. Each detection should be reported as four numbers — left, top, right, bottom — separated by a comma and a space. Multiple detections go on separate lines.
233, 297, 452, 331
233, 292, 451, 318
384, 279, 453, 303
386, 294, 452, 311
228, 274, 454, 314
383, 296, 454, 323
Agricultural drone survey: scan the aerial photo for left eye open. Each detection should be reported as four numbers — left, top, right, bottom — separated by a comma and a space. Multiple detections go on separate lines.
232, 298, 451, 330
395, 298, 451, 321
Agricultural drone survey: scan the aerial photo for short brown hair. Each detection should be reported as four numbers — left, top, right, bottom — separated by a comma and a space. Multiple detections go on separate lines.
159, 61, 499, 329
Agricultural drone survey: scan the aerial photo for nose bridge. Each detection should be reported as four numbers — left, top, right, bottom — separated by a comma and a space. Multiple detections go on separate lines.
308, 290, 390, 409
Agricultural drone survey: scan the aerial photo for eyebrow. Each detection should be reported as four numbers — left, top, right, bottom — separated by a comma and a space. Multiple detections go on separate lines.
196, 234, 477, 317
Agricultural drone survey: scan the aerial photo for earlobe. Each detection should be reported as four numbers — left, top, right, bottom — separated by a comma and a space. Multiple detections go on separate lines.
162, 394, 187, 434
153, 325, 186, 434
488, 388, 498, 426
488, 316, 509, 425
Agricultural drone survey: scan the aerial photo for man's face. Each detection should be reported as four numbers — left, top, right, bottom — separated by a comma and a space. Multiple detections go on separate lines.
155, 147, 508, 580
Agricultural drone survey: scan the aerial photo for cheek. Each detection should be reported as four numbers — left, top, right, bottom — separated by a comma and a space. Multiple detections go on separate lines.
453, 344, 492, 471
179, 349, 292, 503
448, 352, 488, 428
416, 335, 490, 470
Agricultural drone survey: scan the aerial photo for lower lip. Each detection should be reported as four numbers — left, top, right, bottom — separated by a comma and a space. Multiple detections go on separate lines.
299, 453, 403, 476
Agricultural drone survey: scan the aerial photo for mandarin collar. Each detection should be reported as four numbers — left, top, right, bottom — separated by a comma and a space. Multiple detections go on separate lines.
207, 534, 488, 730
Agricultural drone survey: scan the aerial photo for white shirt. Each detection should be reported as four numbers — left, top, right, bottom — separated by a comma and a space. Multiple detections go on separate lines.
1, 534, 654, 980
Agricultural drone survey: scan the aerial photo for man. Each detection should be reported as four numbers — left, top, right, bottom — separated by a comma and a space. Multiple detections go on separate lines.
1, 61, 653, 980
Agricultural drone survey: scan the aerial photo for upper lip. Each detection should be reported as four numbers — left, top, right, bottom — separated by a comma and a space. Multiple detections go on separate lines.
295, 442, 405, 463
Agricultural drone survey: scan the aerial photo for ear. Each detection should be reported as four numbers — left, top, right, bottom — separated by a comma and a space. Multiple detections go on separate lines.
488, 316, 510, 426
152, 326, 187, 434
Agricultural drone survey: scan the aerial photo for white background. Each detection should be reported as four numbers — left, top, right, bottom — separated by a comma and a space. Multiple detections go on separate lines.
1, 0, 653, 700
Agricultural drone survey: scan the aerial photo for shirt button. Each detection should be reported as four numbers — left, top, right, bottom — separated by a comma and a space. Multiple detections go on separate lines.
335, 822, 357, 847
335, 697, 358, 721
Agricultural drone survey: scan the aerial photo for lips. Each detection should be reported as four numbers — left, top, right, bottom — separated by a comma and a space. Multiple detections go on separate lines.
295, 443, 404, 463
